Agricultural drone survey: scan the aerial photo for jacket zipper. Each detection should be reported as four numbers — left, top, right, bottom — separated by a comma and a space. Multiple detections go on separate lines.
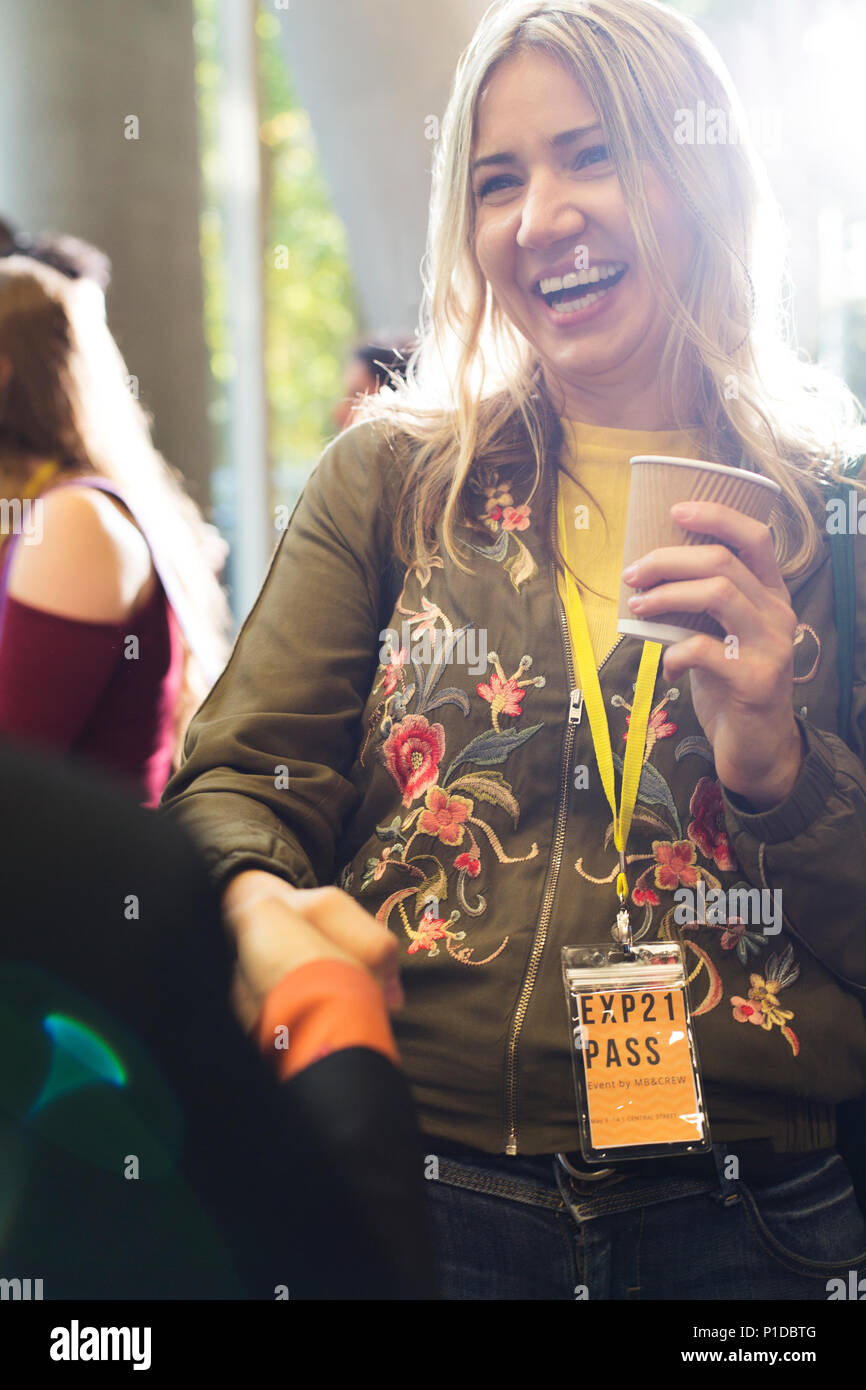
502, 508, 624, 1154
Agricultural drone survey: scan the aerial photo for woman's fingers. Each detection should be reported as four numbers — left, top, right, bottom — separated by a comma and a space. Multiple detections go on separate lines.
627, 573, 766, 645
622, 501, 797, 653
668, 501, 785, 593
624, 539, 773, 612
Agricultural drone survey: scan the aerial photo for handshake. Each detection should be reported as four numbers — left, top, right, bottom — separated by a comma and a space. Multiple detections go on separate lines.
222, 869, 405, 1030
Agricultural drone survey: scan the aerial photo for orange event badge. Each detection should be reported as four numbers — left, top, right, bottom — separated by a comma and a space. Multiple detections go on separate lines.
579, 985, 702, 1148
563, 942, 710, 1160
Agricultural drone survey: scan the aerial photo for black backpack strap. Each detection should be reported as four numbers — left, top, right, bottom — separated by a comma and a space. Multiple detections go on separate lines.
825, 453, 865, 750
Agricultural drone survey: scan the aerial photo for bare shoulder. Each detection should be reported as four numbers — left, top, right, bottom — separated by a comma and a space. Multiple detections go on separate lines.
7, 485, 155, 623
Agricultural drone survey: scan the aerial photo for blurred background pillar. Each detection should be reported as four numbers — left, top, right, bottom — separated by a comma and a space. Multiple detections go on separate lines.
0, 0, 213, 507
276, 0, 491, 333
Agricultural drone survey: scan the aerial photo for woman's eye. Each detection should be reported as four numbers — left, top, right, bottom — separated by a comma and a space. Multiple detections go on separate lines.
474, 144, 611, 199
575, 143, 610, 169
476, 174, 518, 199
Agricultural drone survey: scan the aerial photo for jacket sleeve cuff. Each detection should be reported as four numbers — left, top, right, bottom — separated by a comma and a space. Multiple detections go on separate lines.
720, 715, 836, 844
158, 799, 320, 893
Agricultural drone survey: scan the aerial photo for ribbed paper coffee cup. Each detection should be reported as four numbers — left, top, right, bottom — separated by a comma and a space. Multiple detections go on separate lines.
617, 456, 781, 645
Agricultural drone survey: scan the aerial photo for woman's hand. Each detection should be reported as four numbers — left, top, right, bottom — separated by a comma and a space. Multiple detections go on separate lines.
621, 499, 804, 809
223, 870, 404, 1029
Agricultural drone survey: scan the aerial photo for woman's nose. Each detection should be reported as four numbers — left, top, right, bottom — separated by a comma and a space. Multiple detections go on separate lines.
516, 172, 587, 252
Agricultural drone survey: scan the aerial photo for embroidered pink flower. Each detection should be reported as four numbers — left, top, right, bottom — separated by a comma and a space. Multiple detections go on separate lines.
454, 851, 481, 877
501, 504, 531, 532
731, 952, 800, 1055
623, 706, 677, 742
383, 647, 407, 696
382, 714, 446, 807
418, 787, 473, 846
687, 777, 736, 872
408, 908, 449, 955
652, 839, 700, 891
731, 995, 765, 1026
476, 672, 526, 719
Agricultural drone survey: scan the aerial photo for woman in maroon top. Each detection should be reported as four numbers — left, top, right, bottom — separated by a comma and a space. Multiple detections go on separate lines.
0, 257, 231, 805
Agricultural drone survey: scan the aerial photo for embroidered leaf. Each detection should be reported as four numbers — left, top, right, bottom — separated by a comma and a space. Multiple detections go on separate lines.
735, 934, 764, 966
419, 625, 474, 704
375, 815, 405, 843
504, 534, 538, 592
392, 683, 416, 711
360, 858, 382, 892
766, 944, 799, 991
674, 735, 715, 764
612, 752, 681, 836
444, 723, 543, 785
423, 687, 472, 716
462, 531, 510, 563
414, 863, 448, 918
448, 772, 520, 826
780, 1024, 800, 1056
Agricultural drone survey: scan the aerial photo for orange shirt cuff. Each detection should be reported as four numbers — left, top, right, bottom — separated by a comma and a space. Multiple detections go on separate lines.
257, 958, 400, 1081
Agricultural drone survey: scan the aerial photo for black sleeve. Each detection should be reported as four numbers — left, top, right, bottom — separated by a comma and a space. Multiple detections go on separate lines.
0, 739, 436, 1299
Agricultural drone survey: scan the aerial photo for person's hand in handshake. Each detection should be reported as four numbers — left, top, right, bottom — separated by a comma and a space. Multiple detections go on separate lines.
222, 870, 404, 1031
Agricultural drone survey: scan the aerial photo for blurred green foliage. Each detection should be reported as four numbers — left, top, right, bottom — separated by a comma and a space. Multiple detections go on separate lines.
256, 6, 360, 508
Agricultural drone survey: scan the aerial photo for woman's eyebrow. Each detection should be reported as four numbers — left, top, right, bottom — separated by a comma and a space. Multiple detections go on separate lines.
471, 123, 603, 173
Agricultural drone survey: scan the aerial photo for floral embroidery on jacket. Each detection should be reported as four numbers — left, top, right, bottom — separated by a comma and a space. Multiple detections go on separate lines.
730, 945, 800, 1056
460, 469, 539, 593
359, 557, 545, 965
574, 692, 803, 1047
686, 776, 736, 871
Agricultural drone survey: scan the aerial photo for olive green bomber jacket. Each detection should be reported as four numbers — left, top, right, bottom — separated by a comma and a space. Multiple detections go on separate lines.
160, 418, 866, 1155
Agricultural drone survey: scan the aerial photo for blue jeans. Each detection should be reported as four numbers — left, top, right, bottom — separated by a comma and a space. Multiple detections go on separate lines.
424, 1146, 866, 1299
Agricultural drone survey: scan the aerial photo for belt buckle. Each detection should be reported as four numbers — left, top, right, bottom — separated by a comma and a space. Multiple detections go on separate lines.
556, 1151, 624, 1186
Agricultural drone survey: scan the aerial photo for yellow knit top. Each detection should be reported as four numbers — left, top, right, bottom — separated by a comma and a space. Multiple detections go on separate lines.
556, 419, 708, 665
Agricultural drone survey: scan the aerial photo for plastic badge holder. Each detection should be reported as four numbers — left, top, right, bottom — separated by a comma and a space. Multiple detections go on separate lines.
562, 940, 711, 1163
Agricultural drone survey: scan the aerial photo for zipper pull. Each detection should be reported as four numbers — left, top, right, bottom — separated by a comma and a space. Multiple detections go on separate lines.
568, 688, 584, 724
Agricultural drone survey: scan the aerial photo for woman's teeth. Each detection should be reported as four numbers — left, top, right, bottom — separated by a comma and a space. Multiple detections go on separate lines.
551, 284, 610, 313
538, 261, 627, 313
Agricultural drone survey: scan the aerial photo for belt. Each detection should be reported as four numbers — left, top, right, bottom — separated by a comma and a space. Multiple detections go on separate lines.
432, 1136, 830, 1187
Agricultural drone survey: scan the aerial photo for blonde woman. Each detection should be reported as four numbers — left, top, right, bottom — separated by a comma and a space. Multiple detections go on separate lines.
0, 257, 231, 805
163, 0, 866, 1298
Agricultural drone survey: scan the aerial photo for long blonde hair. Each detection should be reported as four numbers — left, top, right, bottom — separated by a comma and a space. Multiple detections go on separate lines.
353, 0, 866, 580
0, 255, 232, 764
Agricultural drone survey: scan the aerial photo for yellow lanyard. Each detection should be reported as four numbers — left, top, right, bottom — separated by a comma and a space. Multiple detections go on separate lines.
556, 490, 662, 907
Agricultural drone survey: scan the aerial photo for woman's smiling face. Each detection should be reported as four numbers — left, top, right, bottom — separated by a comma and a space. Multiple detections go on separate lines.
471, 48, 697, 421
